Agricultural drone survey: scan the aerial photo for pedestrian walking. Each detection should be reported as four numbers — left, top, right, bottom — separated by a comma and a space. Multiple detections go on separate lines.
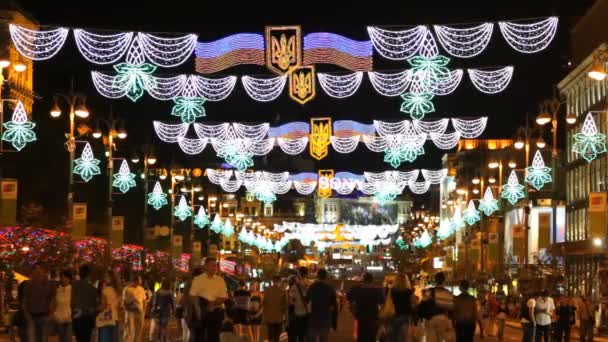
576, 295, 595, 342
535, 290, 555, 342
189, 257, 229, 342
263, 275, 288, 342
347, 272, 385, 342
554, 297, 575, 342
53, 269, 73, 342
496, 299, 509, 340
232, 280, 252, 339
425, 272, 454, 342
287, 267, 309, 342
386, 273, 414, 342
96, 270, 121, 342
306, 268, 337, 342
248, 284, 263, 342
123, 275, 146, 342
151, 279, 174, 342
23, 264, 56, 342
452, 280, 478, 342
520, 292, 536, 342
71, 264, 99, 342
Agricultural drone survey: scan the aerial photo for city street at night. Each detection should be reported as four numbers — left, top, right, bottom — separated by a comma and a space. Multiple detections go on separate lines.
2, 0, 608, 341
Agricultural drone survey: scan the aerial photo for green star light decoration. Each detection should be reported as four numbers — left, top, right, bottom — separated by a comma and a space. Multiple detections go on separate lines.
573, 113, 607, 163
147, 181, 168, 210
73, 143, 101, 182
478, 187, 499, 216
112, 159, 137, 193
462, 200, 481, 226
171, 97, 206, 123
193, 206, 209, 228
501, 170, 525, 205
2, 101, 36, 151
173, 196, 192, 221
400, 92, 435, 120
112, 62, 157, 102
525, 150, 552, 190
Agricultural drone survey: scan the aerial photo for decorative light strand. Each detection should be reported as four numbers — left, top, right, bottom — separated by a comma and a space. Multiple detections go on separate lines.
462, 200, 481, 225
147, 182, 168, 210
451, 118, 487, 138
317, 72, 364, 98
112, 159, 136, 193
73, 143, 101, 182
467, 67, 514, 94
366, 26, 428, 60
9, 24, 69, 60
478, 187, 499, 216
241, 75, 287, 102
524, 150, 552, 190
193, 206, 209, 228
173, 196, 192, 221
501, 170, 525, 205
498, 17, 558, 54
573, 113, 607, 163
2, 102, 37, 151
433, 23, 494, 58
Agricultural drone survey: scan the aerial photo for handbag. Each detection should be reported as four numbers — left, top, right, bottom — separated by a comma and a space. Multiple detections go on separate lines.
379, 289, 396, 320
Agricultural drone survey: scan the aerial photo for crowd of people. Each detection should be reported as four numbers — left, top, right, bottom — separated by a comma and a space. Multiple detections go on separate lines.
0, 261, 602, 342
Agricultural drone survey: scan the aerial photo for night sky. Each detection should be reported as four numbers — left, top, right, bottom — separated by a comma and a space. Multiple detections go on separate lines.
5, 0, 594, 242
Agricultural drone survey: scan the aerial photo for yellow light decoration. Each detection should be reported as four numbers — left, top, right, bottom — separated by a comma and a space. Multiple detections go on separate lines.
289, 65, 316, 104
265, 25, 302, 75
310, 117, 332, 160
317, 169, 334, 198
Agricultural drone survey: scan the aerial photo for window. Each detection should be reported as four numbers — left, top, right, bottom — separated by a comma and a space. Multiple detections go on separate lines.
264, 204, 273, 217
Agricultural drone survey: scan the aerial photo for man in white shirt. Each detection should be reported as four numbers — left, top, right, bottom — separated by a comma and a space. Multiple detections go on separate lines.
190, 257, 228, 342
124, 275, 146, 342
535, 290, 555, 342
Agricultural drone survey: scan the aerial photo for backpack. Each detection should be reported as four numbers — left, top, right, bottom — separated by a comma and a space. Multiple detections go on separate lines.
453, 294, 477, 324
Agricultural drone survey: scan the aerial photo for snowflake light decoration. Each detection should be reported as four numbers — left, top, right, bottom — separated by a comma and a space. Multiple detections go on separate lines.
222, 218, 234, 237
400, 92, 435, 120
2, 101, 36, 151
73, 143, 101, 182
501, 170, 525, 205
478, 187, 499, 216
462, 200, 481, 226
193, 206, 209, 228
173, 196, 192, 221
171, 96, 206, 123
147, 181, 168, 210
113, 62, 157, 102
413, 230, 432, 248
573, 113, 607, 163
524, 150, 552, 190
112, 159, 136, 193
210, 214, 223, 234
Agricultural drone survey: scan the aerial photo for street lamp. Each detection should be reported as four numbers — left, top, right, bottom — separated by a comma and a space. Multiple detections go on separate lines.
91, 114, 127, 242
508, 160, 517, 169
488, 161, 499, 169
566, 112, 577, 125
514, 137, 525, 150
50, 81, 90, 225
536, 138, 547, 149
588, 56, 607, 81
594, 238, 603, 247
472, 177, 480, 185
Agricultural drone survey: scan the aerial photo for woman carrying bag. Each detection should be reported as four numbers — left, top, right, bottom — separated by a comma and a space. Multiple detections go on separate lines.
96, 271, 121, 342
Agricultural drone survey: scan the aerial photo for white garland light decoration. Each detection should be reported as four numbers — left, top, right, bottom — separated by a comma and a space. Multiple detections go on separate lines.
498, 17, 558, 54
73, 29, 196, 67
433, 23, 494, 58
241, 76, 287, 102
367, 70, 412, 96
408, 180, 431, 194
429, 131, 461, 149
451, 118, 487, 138
9, 24, 69, 60
467, 67, 514, 94
317, 72, 364, 98
367, 26, 428, 60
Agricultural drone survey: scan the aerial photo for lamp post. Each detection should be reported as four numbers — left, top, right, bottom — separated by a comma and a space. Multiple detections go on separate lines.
536, 96, 575, 269
50, 81, 90, 226
180, 183, 202, 254
0, 56, 27, 100
91, 114, 127, 241
130, 147, 157, 245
